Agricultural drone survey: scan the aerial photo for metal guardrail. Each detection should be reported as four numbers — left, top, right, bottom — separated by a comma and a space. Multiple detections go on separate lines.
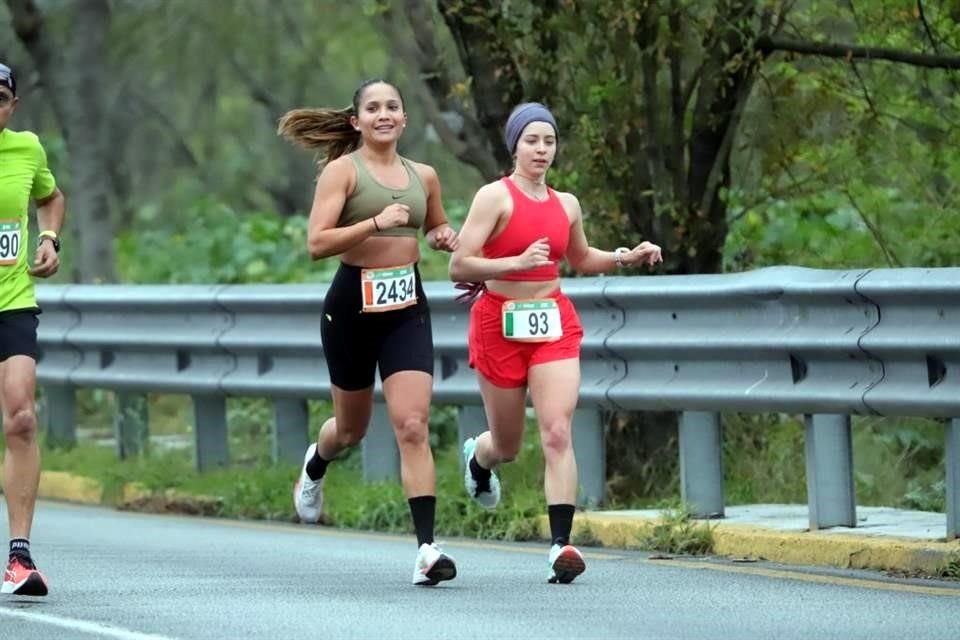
604, 267, 879, 414
34, 267, 960, 538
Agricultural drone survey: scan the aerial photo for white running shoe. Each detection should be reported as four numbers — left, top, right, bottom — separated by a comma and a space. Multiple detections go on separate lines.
462, 437, 501, 509
547, 544, 586, 584
293, 443, 324, 523
412, 543, 457, 586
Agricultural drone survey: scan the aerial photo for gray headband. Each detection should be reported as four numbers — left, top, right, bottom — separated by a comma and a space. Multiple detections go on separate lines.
504, 102, 557, 154
0, 63, 15, 96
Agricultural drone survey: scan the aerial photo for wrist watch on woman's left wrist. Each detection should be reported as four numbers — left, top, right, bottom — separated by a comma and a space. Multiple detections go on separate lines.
614, 247, 629, 268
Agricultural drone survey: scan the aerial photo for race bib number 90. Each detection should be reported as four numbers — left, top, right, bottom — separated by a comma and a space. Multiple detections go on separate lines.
502, 299, 563, 342
0, 219, 21, 266
361, 264, 418, 313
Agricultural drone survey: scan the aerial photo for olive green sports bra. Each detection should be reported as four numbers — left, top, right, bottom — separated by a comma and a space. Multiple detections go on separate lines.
338, 153, 427, 237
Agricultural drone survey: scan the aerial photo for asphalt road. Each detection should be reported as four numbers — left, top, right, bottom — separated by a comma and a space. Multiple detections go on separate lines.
1, 502, 957, 639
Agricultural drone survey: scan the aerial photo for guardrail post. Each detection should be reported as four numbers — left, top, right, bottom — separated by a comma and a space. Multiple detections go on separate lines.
573, 408, 605, 507
273, 399, 309, 466
41, 384, 76, 448
114, 393, 148, 458
679, 411, 725, 518
947, 418, 960, 540
193, 395, 228, 472
804, 413, 856, 529
362, 402, 400, 482
457, 405, 487, 469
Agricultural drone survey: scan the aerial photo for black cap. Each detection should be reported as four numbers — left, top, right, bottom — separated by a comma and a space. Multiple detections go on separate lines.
0, 64, 16, 96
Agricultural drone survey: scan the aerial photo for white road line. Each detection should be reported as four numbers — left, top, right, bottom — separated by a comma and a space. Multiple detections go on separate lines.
0, 607, 180, 640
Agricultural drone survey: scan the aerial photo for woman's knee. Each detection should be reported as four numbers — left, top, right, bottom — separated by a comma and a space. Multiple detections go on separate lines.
490, 430, 522, 462
334, 421, 367, 448
540, 418, 572, 457
394, 412, 429, 449
4, 408, 37, 442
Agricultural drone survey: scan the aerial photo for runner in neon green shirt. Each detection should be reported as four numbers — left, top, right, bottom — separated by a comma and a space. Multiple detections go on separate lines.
0, 62, 66, 598
0, 130, 59, 310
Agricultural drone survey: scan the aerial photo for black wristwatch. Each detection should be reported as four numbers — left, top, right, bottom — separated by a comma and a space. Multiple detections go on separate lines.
38, 232, 61, 253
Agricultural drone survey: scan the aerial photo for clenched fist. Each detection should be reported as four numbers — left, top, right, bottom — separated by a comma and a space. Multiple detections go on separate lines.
516, 237, 553, 271
373, 203, 411, 231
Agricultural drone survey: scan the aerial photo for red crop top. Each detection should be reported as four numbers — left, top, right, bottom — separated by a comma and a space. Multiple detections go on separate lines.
481, 177, 570, 281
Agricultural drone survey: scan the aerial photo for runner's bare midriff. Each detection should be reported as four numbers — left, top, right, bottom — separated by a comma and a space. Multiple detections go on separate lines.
487, 278, 562, 300
341, 235, 420, 269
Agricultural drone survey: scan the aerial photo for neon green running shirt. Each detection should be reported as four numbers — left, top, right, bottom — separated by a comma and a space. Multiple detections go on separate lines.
0, 129, 57, 311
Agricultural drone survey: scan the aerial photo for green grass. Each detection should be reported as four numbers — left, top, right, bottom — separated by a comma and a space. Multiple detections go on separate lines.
34, 442, 551, 541
721, 413, 947, 512
12, 393, 951, 544
324, 441, 547, 541
24, 402, 553, 542
635, 503, 715, 555
939, 553, 960, 580
722, 413, 808, 505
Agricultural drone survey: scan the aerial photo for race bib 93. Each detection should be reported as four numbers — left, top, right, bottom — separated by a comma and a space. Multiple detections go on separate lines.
502, 299, 563, 342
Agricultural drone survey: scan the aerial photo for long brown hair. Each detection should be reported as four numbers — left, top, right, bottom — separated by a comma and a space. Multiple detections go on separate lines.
277, 79, 405, 165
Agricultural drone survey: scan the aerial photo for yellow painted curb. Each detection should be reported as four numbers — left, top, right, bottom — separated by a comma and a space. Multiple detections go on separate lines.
121, 482, 152, 503
710, 524, 956, 574
538, 512, 960, 576
38, 470, 104, 504
5, 466, 204, 512
1, 464, 107, 505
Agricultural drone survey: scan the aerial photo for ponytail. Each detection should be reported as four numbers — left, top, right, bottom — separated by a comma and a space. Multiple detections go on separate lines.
277, 107, 361, 164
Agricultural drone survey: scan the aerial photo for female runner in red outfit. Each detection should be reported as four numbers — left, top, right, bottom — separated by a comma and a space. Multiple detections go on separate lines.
449, 102, 662, 584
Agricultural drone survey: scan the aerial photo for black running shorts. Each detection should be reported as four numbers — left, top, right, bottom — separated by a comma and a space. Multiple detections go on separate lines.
321, 262, 434, 391
0, 308, 39, 362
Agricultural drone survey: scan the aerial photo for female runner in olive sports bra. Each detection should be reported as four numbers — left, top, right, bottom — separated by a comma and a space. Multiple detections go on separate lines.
278, 79, 459, 587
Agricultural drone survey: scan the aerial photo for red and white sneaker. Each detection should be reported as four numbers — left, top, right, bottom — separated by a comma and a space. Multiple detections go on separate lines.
2, 555, 49, 596
547, 544, 585, 584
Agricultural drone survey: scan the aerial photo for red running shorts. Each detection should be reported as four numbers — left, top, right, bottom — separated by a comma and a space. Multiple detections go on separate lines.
467, 288, 583, 388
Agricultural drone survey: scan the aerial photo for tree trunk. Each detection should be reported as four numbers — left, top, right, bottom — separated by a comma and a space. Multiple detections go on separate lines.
7, 0, 117, 283
682, 0, 758, 274
66, 0, 114, 282
377, 0, 505, 180
435, 0, 523, 174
